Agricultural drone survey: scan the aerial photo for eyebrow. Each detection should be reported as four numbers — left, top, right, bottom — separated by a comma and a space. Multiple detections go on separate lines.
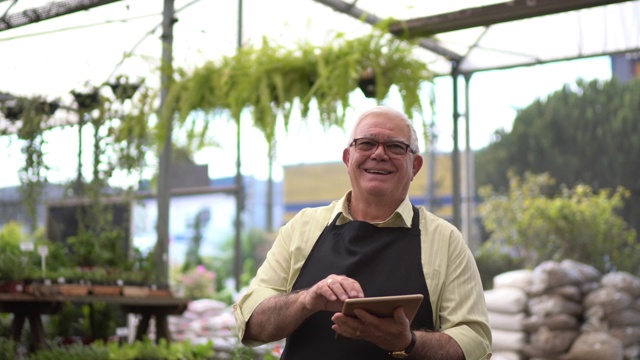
357, 135, 408, 143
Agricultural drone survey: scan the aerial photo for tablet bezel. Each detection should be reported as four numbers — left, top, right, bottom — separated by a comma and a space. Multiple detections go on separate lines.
341, 294, 424, 321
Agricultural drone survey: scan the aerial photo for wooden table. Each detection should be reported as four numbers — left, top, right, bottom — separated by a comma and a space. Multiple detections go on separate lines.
0, 292, 190, 347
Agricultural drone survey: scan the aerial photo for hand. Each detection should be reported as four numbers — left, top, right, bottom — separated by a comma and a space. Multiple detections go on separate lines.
331, 306, 413, 351
303, 274, 364, 312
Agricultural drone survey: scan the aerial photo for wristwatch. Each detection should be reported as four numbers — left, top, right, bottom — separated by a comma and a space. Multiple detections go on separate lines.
389, 330, 416, 358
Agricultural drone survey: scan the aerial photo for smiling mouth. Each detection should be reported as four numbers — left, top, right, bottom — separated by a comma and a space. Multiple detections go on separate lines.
365, 169, 391, 175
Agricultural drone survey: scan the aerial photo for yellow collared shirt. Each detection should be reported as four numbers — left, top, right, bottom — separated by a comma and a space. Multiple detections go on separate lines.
233, 192, 492, 360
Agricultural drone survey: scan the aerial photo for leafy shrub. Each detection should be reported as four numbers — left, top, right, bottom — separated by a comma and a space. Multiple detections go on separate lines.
479, 172, 639, 273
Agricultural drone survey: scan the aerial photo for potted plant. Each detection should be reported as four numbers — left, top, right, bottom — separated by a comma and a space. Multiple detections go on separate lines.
30, 342, 110, 360
108, 75, 142, 101
0, 98, 24, 121
0, 337, 18, 360
0, 247, 29, 292
89, 267, 123, 296
71, 88, 101, 112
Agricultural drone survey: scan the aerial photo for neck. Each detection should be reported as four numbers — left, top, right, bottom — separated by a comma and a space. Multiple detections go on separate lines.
348, 195, 400, 222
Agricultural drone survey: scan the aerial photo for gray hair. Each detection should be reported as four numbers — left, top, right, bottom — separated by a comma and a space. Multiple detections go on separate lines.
347, 106, 420, 154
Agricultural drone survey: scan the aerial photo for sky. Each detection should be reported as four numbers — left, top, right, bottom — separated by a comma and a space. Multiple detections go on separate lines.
0, 1, 615, 189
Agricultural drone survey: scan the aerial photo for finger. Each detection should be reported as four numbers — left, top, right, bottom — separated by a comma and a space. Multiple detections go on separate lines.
354, 321, 362, 338
321, 276, 339, 301
393, 306, 410, 325
327, 279, 350, 301
324, 275, 363, 301
333, 276, 365, 299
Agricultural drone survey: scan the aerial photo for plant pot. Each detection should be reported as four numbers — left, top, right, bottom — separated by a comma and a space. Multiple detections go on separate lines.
1, 102, 23, 121
71, 90, 100, 111
0, 280, 24, 293
57, 284, 90, 296
109, 82, 140, 100
148, 285, 173, 298
90, 284, 122, 296
122, 285, 150, 297
358, 68, 377, 98
35, 100, 60, 116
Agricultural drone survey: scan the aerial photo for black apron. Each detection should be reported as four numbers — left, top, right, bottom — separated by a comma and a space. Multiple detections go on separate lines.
281, 207, 435, 360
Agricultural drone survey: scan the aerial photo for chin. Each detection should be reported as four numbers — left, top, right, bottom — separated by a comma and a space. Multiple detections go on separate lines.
361, 185, 395, 198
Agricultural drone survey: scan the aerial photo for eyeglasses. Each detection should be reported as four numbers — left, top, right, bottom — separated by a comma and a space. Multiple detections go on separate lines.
350, 138, 415, 156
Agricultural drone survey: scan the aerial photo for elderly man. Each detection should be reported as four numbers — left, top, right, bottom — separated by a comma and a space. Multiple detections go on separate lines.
234, 106, 492, 359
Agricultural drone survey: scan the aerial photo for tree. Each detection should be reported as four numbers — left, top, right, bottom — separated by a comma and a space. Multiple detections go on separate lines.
475, 78, 640, 233
478, 172, 639, 273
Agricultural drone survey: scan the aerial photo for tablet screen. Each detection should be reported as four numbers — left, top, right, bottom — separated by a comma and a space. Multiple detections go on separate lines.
341, 294, 424, 321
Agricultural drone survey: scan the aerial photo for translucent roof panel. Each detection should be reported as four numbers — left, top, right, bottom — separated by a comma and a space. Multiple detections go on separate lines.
321, 0, 640, 75
0, 0, 638, 99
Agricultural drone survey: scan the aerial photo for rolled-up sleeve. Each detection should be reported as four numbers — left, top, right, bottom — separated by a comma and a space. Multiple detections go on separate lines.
233, 205, 336, 346
422, 211, 492, 360
233, 221, 294, 346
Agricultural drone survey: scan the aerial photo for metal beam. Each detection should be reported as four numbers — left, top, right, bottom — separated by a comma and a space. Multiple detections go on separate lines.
0, 0, 122, 32
388, 0, 635, 37
312, 0, 462, 61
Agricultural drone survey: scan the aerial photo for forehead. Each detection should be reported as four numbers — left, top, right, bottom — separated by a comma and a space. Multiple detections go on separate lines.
354, 112, 410, 139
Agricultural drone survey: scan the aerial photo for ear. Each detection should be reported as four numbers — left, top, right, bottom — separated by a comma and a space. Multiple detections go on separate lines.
342, 147, 350, 167
411, 154, 424, 180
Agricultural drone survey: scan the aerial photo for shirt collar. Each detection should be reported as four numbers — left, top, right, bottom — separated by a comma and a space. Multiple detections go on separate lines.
331, 191, 413, 227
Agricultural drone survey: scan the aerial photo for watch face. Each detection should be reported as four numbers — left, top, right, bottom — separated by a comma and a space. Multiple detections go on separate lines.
391, 351, 409, 359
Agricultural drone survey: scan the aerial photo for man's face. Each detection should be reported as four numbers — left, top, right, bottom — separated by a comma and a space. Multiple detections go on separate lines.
342, 112, 423, 202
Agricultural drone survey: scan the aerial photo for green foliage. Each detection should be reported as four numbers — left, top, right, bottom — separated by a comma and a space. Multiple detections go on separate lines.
93, 338, 214, 360
209, 229, 274, 292
0, 223, 29, 280
176, 265, 216, 299
48, 302, 85, 338
474, 246, 526, 290
479, 172, 639, 273
0, 221, 27, 246
0, 247, 29, 280
0, 337, 18, 360
475, 77, 640, 232
30, 343, 110, 360
163, 26, 432, 154
7, 96, 56, 229
83, 302, 120, 340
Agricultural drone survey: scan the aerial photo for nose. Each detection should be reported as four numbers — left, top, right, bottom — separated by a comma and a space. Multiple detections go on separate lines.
370, 142, 389, 159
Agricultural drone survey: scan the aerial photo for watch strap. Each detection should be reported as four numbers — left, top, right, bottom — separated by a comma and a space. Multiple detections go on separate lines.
390, 330, 416, 358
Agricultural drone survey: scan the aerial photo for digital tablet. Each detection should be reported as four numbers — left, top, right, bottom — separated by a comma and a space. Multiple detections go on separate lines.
341, 294, 424, 321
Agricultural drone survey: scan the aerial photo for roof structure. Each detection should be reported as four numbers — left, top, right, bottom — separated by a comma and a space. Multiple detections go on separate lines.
1, 0, 637, 87
1, 0, 639, 230
316, 0, 640, 75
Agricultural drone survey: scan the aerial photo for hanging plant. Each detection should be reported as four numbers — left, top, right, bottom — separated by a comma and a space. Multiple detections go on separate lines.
14, 96, 57, 229
110, 84, 156, 177
71, 88, 101, 112
358, 67, 377, 98
108, 75, 142, 101
163, 24, 433, 154
1, 98, 24, 121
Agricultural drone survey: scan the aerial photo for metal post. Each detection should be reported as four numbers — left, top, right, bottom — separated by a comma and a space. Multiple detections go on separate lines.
451, 65, 461, 230
233, 0, 244, 292
463, 73, 474, 248
155, 0, 174, 286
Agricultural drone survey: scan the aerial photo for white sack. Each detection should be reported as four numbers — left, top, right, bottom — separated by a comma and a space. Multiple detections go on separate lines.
485, 287, 529, 314
488, 310, 526, 331
492, 328, 526, 352
493, 269, 533, 291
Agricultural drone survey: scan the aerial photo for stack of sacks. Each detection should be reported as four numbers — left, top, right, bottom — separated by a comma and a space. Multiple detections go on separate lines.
561, 331, 625, 360
522, 259, 601, 360
168, 298, 236, 349
581, 271, 640, 359
485, 269, 532, 360
167, 298, 285, 357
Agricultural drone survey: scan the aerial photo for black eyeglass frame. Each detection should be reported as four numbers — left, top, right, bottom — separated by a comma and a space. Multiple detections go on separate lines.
349, 138, 416, 156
